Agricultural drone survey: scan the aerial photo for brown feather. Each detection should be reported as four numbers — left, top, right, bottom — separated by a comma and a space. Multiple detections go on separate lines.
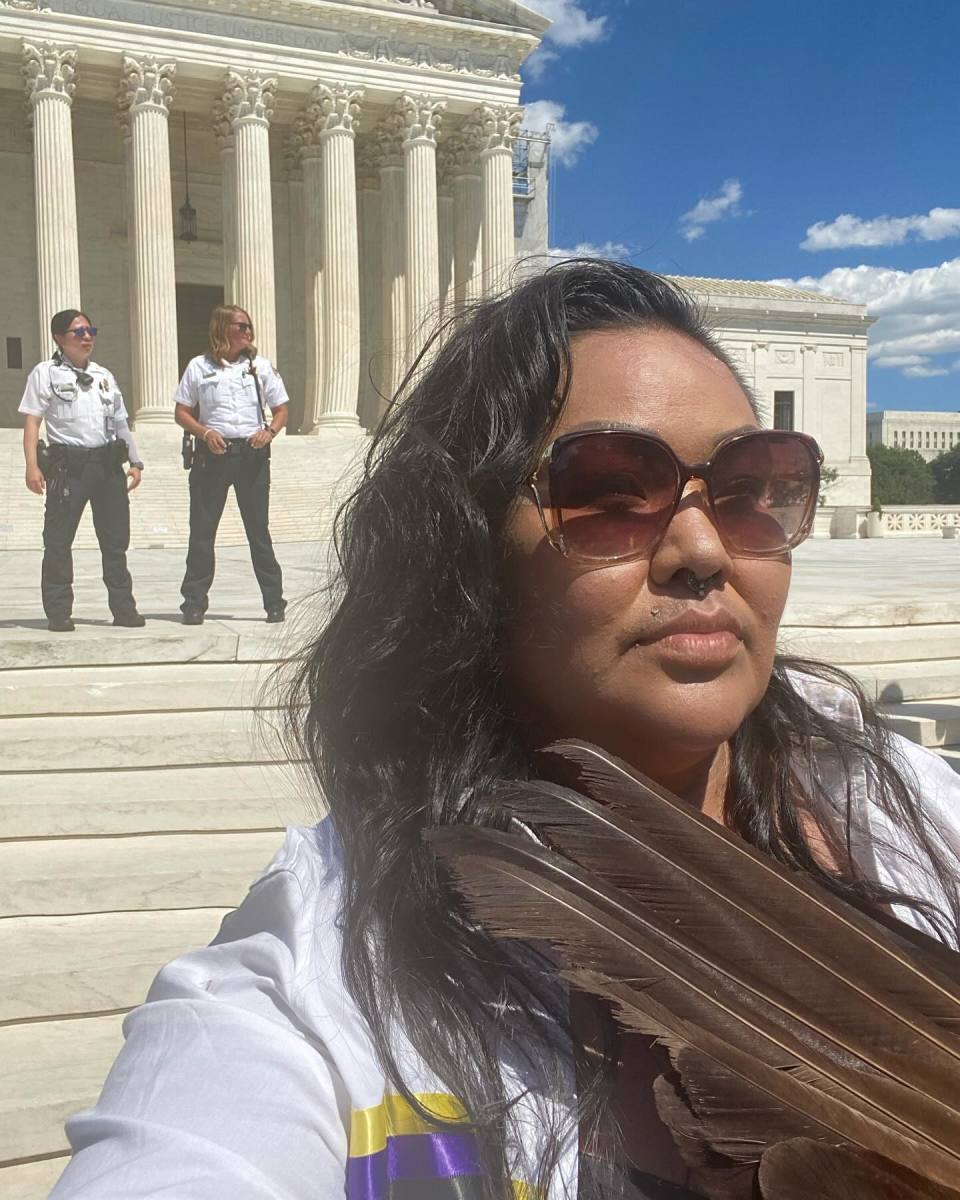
426, 740, 960, 1197
758, 1137, 960, 1199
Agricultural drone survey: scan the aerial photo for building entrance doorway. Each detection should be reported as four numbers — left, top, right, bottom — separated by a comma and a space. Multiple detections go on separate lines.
176, 284, 224, 377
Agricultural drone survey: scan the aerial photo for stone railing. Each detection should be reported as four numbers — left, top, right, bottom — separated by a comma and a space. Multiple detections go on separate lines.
812, 505, 960, 538
876, 505, 960, 537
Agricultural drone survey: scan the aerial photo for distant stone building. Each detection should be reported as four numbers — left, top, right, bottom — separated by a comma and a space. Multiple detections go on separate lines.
866, 410, 960, 463
669, 277, 875, 507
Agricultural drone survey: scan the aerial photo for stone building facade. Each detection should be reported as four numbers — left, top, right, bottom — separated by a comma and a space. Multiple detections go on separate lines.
867, 409, 960, 463
0, 0, 549, 434
673, 277, 875, 507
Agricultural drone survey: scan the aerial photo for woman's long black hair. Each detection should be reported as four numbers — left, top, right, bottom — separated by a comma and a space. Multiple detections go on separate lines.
286, 260, 960, 1198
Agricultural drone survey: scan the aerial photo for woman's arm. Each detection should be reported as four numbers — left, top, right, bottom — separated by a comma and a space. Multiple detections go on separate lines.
23, 413, 44, 494
50, 866, 351, 1199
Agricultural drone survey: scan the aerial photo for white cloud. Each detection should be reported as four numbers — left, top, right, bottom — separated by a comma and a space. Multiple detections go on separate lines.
903, 364, 950, 378
522, 99, 598, 167
545, 240, 632, 262
770, 257, 960, 380
523, 0, 607, 46
801, 207, 960, 251
678, 179, 744, 242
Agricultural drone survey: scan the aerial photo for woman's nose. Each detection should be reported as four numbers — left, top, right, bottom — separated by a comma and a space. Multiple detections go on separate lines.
647, 482, 733, 590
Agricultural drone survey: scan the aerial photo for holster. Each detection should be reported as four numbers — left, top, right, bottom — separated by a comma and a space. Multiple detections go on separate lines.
37, 439, 68, 503
182, 431, 195, 471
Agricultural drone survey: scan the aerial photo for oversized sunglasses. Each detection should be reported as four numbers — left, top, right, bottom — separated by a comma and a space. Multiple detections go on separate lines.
231, 322, 253, 333
527, 427, 823, 563
68, 326, 97, 338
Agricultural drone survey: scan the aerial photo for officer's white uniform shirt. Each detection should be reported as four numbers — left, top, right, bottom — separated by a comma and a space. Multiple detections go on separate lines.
175, 354, 288, 439
19, 358, 139, 459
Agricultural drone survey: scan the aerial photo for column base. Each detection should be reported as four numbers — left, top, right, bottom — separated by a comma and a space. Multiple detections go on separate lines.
301, 413, 363, 437
132, 409, 179, 430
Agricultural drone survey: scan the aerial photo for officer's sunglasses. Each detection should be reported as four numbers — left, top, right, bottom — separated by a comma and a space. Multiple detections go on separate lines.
68, 326, 97, 338
527, 427, 823, 562
231, 322, 253, 334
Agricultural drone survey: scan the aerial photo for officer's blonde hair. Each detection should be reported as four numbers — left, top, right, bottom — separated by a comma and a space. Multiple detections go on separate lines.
208, 305, 255, 362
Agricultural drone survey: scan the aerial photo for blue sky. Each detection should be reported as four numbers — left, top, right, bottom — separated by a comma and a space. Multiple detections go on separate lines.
519, 0, 960, 413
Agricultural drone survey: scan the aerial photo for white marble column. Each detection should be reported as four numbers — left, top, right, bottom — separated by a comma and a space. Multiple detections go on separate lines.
116, 104, 140, 407
476, 104, 520, 296
304, 81, 364, 431
223, 69, 278, 363
119, 55, 179, 423
356, 137, 382, 429
22, 41, 81, 356
752, 341, 772, 428
294, 115, 325, 434
376, 113, 406, 402
213, 101, 237, 304
449, 126, 484, 310
399, 93, 445, 362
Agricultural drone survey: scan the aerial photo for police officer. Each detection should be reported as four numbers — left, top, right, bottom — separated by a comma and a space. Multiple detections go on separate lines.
174, 304, 288, 625
20, 309, 146, 633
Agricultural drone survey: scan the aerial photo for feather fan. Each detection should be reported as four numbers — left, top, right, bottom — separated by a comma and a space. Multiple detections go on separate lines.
425, 739, 960, 1199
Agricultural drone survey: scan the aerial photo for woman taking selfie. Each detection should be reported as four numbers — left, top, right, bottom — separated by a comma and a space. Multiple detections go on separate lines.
53, 263, 960, 1199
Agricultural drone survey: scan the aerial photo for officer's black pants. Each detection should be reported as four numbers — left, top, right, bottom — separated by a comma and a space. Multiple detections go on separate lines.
42, 454, 137, 622
180, 445, 283, 613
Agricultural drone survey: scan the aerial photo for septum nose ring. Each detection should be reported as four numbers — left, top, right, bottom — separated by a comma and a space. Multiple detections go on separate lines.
685, 570, 716, 599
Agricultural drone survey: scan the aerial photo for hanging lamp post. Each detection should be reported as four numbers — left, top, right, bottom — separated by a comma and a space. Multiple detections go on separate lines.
178, 111, 197, 243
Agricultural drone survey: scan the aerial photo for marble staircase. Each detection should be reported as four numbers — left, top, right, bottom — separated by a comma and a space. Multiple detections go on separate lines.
0, 622, 314, 1199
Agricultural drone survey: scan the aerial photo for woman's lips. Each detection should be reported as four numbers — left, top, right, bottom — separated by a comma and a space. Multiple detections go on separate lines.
630, 607, 744, 668
649, 629, 741, 666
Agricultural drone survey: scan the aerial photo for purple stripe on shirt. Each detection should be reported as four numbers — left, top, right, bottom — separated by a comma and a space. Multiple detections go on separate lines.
347, 1131, 483, 1199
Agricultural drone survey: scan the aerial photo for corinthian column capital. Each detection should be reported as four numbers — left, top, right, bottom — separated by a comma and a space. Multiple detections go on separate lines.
222, 69, 276, 127
120, 55, 176, 115
474, 103, 522, 153
397, 93, 446, 147
22, 40, 77, 105
305, 80, 364, 139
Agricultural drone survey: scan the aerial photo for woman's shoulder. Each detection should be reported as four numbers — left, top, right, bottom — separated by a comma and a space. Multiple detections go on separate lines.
154, 819, 346, 1000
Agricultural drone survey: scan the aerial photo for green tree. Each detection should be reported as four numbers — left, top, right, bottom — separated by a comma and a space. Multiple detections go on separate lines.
930, 444, 960, 503
867, 444, 935, 506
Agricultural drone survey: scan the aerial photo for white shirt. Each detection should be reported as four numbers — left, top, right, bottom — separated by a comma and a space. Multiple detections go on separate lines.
19, 357, 141, 463
50, 680, 960, 1200
175, 354, 289, 439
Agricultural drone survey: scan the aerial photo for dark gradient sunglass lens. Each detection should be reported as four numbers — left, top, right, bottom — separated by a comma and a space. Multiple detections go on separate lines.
550, 434, 679, 560
712, 434, 818, 554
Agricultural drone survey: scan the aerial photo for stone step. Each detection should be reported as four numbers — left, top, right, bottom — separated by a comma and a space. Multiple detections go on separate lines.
1, 1156, 68, 1200
0, 830, 285, 917
0, 761, 313, 838
0, 908, 229, 1023
778, 622, 960, 665
0, 624, 240, 670
0, 659, 285, 717
0, 707, 287, 772
1, 1012, 124, 1163
846, 658, 960, 703
879, 698, 960, 748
